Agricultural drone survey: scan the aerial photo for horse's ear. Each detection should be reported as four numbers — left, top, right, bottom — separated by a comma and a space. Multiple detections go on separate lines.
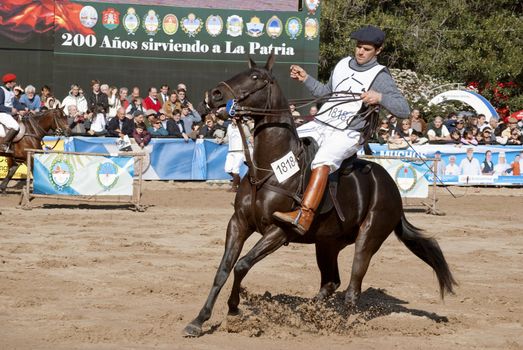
248, 56, 257, 69
265, 52, 275, 72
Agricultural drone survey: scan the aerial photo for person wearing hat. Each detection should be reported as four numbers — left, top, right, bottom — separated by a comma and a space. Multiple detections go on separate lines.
273, 25, 410, 235
493, 151, 511, 176
147, 116, 168, 137
0, 73, 27, 153
502, 116, 520, 139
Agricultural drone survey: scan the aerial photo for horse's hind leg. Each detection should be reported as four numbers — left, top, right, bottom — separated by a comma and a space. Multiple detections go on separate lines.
227, 225, 288, 315
345, 211, 392, 306
313, 240, 347, 301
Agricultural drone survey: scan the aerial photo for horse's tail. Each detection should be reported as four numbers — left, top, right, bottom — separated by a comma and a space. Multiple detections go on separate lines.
394, 214, 457, 299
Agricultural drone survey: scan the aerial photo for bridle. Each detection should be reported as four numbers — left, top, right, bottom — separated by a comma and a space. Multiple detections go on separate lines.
23, 110, 68, 150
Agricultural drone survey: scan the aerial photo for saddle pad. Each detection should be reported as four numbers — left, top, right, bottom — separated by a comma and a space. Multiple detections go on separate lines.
0, 122, 25, 142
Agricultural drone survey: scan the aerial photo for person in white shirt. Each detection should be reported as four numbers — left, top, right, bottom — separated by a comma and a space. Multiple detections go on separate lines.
493, 152, 511, 176
223, 118, 251, 192
445, 155, 460, 175
459, 147, 481, 176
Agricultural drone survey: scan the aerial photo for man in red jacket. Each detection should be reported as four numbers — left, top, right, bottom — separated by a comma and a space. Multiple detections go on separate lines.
143, 86, 161, 113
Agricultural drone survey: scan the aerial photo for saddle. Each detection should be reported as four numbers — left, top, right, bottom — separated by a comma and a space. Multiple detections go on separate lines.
299, 137, 369, 221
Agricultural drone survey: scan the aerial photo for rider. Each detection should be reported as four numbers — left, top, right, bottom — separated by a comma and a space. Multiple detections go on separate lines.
0, 73, 26, 153
273, 25, 410, 235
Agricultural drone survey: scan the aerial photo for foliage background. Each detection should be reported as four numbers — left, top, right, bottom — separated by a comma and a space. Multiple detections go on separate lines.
318, 0, 523, 118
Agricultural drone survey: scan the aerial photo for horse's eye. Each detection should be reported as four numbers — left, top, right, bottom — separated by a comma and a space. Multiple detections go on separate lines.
251, 75, 258, 80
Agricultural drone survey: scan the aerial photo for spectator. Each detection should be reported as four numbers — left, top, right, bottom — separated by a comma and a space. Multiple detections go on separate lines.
40, 84, 52, 108
143, 86, 161, 112
477, 114, 487, 130
507, 128, 522, 145
493, 152, 511, 176
144, 109, 157, 128
309, 105, 318, 116
13, 85, 23, 102
19, 85, 41, 112
481, 150, 494, 175
376, 127, 390, 145
166, 108, 189, 141
289, 104, 300, 117
87, 106, 107, 136
479, 127, 495, 145
410, 108, 427, 135
461, 128, 478, 145
444, 112, 458, 132
396, 118, 427, 145
449, 129, 461, 144
107, 86, 120, 120
147, 117, 168, 137
40, 85, 60, 109
180, 102, 201, 133
454, 116, 466, 136
100, 83, 110, 96
177, 83, 187, 92
62, 84, 88, 116
159, 84, 170, 105
177, 87, 189, 105
126, 97, 145, 116
88, 79, 109, 113
119, 87, 129, 111
106, 107, 134, 137
164, 92, 182, 117
445, 155, 460, 175
427, 116, 451, 143
510, 154, 520, 176
127, 86, 140, 103
223, 118, 251, 192
388, 114, 400, 135
132, 123, 151, 148
501, 117, 518, 140
198, 114, 224, 139
158, 110, 168, 130
66, 104, 89, 135
459, 147, 481, 176
133, 110, 146, 129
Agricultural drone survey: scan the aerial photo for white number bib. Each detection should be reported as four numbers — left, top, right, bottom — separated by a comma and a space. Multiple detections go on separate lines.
271, 151, 300, 183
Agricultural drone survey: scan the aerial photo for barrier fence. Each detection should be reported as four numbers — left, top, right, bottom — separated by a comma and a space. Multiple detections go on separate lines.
20, 149, 145, 211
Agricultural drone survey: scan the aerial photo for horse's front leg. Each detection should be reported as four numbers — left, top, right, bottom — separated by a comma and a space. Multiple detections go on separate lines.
0, 161, 20, 194
183, 213, 253, 337
227, 225, 288, 315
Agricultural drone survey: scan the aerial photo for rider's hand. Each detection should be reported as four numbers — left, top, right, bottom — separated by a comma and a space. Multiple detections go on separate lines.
290, 65, 308, 82
361, 90, 382, 105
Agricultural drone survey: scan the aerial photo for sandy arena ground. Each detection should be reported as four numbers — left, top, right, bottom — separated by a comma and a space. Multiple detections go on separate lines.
0, 182, 522, 349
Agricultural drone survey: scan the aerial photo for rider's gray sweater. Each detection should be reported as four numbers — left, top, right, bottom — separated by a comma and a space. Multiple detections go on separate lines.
303, 57, 410, 131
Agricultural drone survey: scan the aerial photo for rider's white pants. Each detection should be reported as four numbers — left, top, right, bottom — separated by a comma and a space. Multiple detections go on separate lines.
297, 120, 362, 173
0, 112, 20, 130
224, 151, 245, 174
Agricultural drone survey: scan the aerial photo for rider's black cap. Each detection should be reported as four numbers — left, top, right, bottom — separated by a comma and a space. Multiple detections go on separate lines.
350, 25, 385, 46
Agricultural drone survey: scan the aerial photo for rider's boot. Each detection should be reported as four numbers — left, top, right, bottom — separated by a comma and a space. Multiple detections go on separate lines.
273, 165, 330, 235
0, 128, 18, 153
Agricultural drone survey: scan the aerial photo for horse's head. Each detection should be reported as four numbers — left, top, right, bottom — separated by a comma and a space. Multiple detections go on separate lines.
207, 53, 279, 119
41, 107, 71, 136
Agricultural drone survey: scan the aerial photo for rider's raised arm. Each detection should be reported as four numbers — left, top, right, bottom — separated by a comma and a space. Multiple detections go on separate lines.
372, 69, 410, 118
303, 73, 333, 99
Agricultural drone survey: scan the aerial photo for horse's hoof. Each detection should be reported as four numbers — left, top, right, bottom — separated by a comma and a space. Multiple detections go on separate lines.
345, 291, 360, 307
312, 291, 328, 302
182, 322, 203, 338
227, 307, 241, 317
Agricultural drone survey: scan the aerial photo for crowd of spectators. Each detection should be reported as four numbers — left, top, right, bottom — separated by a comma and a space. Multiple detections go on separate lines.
8, 78, 523, 153
373, 109, 523, 147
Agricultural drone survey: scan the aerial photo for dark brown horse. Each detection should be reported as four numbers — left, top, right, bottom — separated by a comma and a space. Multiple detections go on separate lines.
183, 54, 456, 337
0, 108, 70, 193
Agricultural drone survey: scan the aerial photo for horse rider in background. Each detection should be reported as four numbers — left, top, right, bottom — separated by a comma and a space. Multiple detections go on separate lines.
0, 73, 27, 153
273, 25, 410, 235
